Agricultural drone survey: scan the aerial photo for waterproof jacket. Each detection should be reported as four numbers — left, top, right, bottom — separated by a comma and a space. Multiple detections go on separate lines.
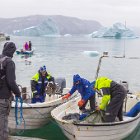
125, 102, 140, 117
95, 77, 126, 110
0, 42, 20, 99
69, 77, 95, 101
31, 72, 54, 95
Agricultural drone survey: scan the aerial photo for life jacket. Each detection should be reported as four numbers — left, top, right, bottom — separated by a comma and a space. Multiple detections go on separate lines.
32, 73, 51, 94
95, 77, 112, 91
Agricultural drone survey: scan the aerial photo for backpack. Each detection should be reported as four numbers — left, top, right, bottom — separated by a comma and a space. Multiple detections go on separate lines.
0, 56, 9, 88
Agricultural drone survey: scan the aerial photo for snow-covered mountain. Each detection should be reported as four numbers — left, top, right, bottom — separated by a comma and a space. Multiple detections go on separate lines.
0, 15, 102, 36
91, 23, 137, 38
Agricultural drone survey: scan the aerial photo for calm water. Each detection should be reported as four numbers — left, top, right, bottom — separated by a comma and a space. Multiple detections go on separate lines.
1, 35, 140, 139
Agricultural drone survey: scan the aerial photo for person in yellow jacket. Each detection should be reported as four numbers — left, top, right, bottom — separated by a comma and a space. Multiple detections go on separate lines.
94, 77, 126, 122
31, 65, 55, 103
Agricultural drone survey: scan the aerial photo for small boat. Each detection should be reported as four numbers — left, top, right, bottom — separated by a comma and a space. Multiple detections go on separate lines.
51, 51, 140, 140
51, 93, 140, 140
16, 49, 34, 55
9, 88, 77, 131
0, 33, 8, 41
8, 78, 78, 131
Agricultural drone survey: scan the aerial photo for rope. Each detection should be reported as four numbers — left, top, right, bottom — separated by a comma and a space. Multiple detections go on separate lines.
21, 93, 78, 128
15, 96, 26, 135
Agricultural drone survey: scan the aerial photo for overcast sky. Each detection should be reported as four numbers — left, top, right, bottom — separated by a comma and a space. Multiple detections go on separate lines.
0, 0, 140, 27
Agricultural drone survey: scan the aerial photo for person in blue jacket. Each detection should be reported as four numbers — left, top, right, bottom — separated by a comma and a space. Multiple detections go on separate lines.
62, 74, 96, 112
125, 102, 140, 117
31, 65, 55, 103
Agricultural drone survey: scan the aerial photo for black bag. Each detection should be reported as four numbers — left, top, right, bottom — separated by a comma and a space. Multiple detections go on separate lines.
0, 56, 8, 88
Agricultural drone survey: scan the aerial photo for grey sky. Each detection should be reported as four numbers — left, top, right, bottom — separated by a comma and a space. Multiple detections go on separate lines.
0, 0, 140, 27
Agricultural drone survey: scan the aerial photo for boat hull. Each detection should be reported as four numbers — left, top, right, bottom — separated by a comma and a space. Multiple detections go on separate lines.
9, 93, 77, 130
51, 95, 140, 140
9, 105, 53, 130
57, 117, 140, 140
16, 50, 34, 55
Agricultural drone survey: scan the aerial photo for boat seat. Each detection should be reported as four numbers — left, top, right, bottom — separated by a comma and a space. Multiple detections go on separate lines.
123, 116, 133, 121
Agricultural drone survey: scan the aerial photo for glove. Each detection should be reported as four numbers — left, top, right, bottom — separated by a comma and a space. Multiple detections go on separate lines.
96, 106, 100, 111
78, 99, 85, 107
62, 93, 71, 100
32, 91, 39, 98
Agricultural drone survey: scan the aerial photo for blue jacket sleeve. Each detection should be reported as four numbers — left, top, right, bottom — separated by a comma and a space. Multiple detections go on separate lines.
82, 80, 95, 101
69, 85, 77, 95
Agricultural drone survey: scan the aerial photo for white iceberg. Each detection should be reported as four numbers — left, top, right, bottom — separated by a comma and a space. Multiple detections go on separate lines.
13, 18, 60, 36
63, 34, 72, 37
91, 23, 137, 39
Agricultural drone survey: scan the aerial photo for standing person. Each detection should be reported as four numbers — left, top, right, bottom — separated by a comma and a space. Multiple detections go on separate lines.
0, 42, 21, 140
94, 77, 127, 122
28, 41, 32, 51
31, 65, 55, 103
62, 74, 96, 112
24, 42, 29, 51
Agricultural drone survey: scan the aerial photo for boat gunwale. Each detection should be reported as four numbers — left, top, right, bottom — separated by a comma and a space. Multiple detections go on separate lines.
11, 104, 58, 109
11, 94, 77, 109
73, 113, 140, 127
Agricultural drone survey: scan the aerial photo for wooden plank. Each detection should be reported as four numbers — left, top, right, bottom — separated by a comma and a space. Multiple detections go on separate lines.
9, 136, 46, 140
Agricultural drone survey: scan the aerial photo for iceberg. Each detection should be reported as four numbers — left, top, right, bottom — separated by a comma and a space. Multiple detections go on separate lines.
13, 18, 60, 36
63, 34, 72, 37
83, 51, 99, 57
91, 23, 137, 39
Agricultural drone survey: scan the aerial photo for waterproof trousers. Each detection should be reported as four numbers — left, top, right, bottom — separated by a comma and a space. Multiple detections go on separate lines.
31, 93, 46, 103
104, 93, 126, 122
0, 99, 11, 140
79, 94, 95, 111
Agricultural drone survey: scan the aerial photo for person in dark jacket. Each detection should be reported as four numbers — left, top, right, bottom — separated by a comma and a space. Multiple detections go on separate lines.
0, 42, 21, 140
28, 41, 32, 51
62, 74, 96, 112
31, 65, 55, 103
94, 77, 127, 122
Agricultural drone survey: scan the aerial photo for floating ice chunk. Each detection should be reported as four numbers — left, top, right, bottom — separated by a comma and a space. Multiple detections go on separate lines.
83, 51, 99, 57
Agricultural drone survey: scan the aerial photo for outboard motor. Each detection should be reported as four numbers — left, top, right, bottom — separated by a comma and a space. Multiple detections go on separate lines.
55, 77, 66, 94
120, 81, 129, 92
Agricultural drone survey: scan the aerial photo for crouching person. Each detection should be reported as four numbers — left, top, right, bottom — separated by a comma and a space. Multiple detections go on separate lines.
94, 77, 127, 122
62, 74, 96, 112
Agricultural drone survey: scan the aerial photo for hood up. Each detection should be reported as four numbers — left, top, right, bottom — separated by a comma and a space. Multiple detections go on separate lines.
73, 74, 81, 84
2, 42, 16, 58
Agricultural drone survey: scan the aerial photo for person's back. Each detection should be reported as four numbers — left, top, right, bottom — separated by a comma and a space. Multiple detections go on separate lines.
94, 76, 126, 122
0, 42, 21, 140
